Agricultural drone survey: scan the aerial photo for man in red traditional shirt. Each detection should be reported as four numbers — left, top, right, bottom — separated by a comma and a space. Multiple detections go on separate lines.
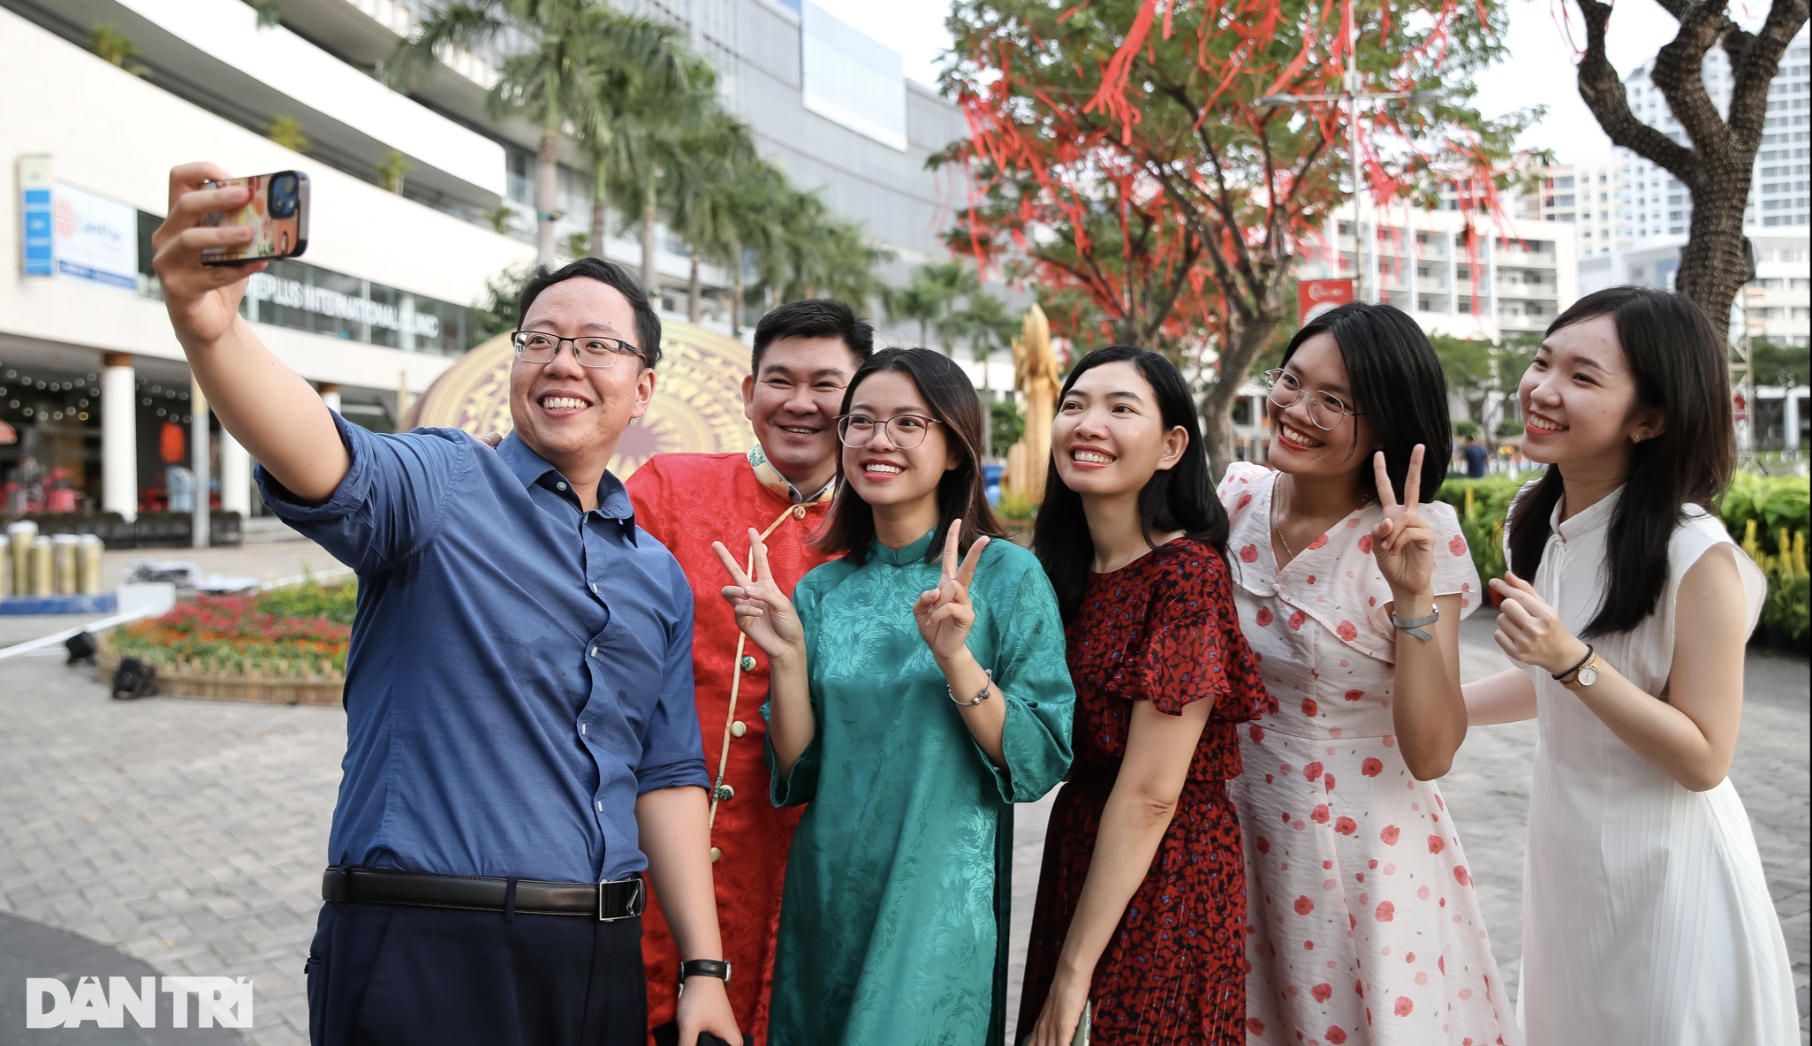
627, 299, 873, 1044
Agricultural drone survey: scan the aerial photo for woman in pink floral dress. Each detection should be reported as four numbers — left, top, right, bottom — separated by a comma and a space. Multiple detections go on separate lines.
1219, 303, 1520, 1046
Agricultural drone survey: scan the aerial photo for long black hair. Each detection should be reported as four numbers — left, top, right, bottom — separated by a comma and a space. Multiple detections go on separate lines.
814, 347, 1005, 567
1279, 301, 1450, 504
1031, 346, 1227, 622
1506, 286, 1734, 637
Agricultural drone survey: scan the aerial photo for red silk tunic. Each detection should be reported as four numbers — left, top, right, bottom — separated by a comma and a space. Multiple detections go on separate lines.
624, 449, 836, 1044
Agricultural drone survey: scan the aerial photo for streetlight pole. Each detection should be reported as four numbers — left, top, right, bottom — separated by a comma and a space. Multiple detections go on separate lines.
1261, 25, 1444, 306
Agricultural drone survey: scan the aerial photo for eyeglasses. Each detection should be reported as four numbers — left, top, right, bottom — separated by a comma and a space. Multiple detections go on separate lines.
511, 330, 645, 369
1262, 368, 1363, 431
836, 413, 942, 450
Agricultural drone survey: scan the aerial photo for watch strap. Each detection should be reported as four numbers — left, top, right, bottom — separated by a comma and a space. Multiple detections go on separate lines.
679, 959, 731, 984
1390, 608, 1439, 642
1552, 643, 1595, 682
1562, 653, 1603, 691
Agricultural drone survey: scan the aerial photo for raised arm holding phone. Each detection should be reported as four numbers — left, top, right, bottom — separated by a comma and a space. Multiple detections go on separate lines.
152, 163, 740, 1046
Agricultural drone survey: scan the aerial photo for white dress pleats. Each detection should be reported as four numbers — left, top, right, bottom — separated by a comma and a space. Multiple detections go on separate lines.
1515, 488, 1798, 1046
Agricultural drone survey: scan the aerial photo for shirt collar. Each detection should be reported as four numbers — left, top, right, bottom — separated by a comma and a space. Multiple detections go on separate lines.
748, 443, 837, 505
870, 529, 937, 567
1551, 484, 1622, 542
497, 431, 637, 536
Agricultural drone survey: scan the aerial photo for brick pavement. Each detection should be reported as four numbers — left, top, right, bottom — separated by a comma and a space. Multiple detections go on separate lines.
1, 609, 1805, 1046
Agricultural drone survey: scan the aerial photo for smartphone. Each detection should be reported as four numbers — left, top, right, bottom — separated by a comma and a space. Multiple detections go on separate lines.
201, 170, 309, 265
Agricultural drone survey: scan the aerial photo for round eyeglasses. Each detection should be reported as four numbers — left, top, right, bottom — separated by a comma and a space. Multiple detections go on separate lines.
836, 413, 942, 450
1262, 368, 1363, 431
511, 330, 645, 369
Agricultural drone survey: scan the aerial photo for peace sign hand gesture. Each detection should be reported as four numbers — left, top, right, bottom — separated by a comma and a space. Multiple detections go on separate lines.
1370, 445, 1437, 601
714, 529, 805, 664
913, 522, 991, 664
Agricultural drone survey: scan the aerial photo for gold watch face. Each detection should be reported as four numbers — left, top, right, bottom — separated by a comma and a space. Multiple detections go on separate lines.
1576, 664, 1599, 687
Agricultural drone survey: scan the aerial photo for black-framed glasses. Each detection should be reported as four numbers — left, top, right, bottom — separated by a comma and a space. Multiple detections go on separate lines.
836, 413, 942, 450
511, 330, 645, 369
1262, 368, 1362, 431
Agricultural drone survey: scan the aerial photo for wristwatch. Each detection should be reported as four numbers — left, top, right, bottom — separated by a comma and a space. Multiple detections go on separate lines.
1560, 651, 1604, 691
679, 959, 731, 985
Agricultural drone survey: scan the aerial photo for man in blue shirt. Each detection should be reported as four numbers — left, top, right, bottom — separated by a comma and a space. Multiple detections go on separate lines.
151, 163, 740, 1046
1462, 433, 1489, 478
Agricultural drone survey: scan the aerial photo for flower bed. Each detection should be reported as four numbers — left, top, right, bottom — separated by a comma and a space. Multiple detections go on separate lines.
102, 580, 354, 704
1434, 472, 1810, 647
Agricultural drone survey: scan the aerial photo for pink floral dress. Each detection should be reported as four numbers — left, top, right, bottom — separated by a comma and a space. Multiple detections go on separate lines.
1217, 463, 1520, 1046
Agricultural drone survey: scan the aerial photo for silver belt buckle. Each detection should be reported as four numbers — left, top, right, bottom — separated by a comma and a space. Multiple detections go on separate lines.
598, 875, 645, 922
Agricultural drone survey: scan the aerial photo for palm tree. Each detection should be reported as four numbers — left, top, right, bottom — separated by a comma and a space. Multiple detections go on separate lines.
391, 0, 684, 268
667, 113, 761, 323
569, 12, 700, 264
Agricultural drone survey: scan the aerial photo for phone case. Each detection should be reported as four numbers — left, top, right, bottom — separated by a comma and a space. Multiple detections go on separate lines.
201, 171, 309, 265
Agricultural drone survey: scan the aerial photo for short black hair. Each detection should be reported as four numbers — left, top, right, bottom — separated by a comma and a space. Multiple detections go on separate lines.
1279, 301, 1450, 504
516, 257, 663, 368
750, 299, 874, 374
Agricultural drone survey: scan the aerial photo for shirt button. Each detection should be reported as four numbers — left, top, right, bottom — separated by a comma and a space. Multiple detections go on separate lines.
792, 505, 807, 519
590, 582, 598, 593
714, 784, 735, 802
580, 723, 588, 735
595, 800, 603, 813
739, 655, 757, 672
590, 646, 598, 657
709, 846, 723, 863
556, 481, 568, 491
730, 720, 747, 738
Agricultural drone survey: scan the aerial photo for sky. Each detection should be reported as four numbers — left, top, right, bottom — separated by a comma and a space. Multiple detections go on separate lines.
812, 0, 1706, 164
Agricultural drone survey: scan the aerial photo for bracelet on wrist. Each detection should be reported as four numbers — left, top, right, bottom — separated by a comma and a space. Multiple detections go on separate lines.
1551, 642, 1595, 683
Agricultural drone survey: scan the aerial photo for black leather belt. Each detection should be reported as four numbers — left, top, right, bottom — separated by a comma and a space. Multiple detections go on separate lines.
321, 866, 646, 921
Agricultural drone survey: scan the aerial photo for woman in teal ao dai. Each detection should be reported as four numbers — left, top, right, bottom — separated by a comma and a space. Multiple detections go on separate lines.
714, 348, 1074, 1045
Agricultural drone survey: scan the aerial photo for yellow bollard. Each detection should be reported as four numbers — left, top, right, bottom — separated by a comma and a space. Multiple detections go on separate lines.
7, 521, 37, 596
78, 534, 105, 595
29, 536, 54, 596
52, 534, 80, 595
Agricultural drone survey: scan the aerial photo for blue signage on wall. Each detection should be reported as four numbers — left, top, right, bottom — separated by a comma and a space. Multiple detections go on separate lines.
20, 156, 55, 277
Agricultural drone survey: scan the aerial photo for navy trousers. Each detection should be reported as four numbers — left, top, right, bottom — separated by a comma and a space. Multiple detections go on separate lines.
305, 902, 646, 1046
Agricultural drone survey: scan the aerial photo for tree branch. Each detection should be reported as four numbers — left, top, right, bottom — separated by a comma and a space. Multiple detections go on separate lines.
1574, 0, 1695, 181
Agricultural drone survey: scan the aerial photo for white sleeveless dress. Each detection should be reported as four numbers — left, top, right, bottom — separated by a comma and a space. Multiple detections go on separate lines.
1515, 487, 1798, 1045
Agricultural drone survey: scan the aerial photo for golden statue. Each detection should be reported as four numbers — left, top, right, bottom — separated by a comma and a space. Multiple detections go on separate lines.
1004, 303, 1060, 504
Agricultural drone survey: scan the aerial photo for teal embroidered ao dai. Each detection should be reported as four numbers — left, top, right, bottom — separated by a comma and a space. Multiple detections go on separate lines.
765, 531, 1075, 1046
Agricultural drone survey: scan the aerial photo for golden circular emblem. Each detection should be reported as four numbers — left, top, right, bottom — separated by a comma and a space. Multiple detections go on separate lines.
405, 322, 755, 479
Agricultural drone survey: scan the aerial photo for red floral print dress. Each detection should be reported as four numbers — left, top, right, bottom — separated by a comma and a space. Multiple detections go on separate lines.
1216, 462, 1519, 1046
1019, 538, 1273, 1045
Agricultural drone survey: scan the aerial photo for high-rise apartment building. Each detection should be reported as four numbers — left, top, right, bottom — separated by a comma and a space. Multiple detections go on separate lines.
1622, 25, 1809, 238
1521, 157, 1630, 256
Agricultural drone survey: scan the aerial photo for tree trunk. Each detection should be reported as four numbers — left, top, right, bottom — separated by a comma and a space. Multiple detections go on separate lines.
589, 164, 608, 262
1200, 310, 1285, 475
1675, 181, 1751, 342
688, 252, 702, 323
535, 127, 558, 269
641, 190, 660, 297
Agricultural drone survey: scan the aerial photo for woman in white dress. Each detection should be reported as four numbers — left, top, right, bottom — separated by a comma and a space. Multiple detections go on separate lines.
1221, 301, 1521, 1046
1463, 286, 1798, 1044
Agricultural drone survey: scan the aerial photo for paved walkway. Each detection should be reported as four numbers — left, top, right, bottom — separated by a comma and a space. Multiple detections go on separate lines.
1, 611, 1806, 1045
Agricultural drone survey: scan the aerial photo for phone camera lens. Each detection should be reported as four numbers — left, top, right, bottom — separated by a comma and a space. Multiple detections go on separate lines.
269, 174, 298, 219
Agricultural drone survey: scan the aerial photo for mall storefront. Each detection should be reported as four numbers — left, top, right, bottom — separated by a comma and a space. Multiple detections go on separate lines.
0, 179, 480, 520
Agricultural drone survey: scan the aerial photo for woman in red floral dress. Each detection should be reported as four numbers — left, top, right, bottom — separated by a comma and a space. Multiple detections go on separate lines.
1019, 347, 1272, 1046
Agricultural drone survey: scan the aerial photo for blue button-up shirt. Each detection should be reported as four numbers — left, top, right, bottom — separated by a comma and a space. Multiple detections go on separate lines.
257, 413, 708, 883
